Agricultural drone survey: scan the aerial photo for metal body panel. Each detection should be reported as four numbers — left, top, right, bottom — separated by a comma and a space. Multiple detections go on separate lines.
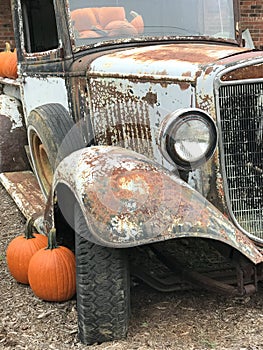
0, 171, 45, 233
86, 43, 255, 183
52, 146, 263, 264
88, 76, 195, 170
0, 93, 30, 172
88, 43, 248, 79
21, 76, 69, 122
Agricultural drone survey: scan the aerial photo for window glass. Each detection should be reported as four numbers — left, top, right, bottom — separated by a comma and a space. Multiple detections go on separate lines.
68, 0, 236, 47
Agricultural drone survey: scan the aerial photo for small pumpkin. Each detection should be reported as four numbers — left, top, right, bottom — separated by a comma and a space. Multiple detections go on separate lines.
28, 228, 76, 302
130, 11, 144, 34
0, 42, 18, 79
6, 219, 48, 284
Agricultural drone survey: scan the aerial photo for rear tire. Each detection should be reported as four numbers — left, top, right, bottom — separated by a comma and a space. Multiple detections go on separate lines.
74, 204, 130, 345
27, 104, 84, 197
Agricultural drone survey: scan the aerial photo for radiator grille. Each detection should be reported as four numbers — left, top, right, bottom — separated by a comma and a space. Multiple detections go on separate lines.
218, 82, 263, 240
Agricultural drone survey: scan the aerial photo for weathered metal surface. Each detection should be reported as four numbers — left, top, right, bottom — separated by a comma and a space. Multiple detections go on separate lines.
86, 43, 260, 204
22, 77, 69, 123
87, 76, 194, 171
221, 62, 263, 81
218, 50, 263, 67
0, 171, 46, 233
0, 95, 30, 172
88, 43, 248, 80
132, 237, 263, 295
150, 246, 257, 296
4, 0, 262, 273
52, 146, 263, 264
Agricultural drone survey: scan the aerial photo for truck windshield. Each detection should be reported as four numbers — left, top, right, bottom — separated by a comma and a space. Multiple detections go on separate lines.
69, 0, 236, 47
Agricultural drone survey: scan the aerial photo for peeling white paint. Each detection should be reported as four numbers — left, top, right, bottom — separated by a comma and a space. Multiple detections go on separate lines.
22, 76, 69, 119
0, 95, 23, 130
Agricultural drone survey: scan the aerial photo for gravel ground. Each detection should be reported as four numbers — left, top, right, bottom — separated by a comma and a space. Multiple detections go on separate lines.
1, 183, 263, 350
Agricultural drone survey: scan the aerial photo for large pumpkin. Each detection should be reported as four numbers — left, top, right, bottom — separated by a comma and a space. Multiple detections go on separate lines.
28, 228, 76, 302
0, 42, 18, 79
96, 7, 126, 27
6, 219, 48, 284
71, 7, 144, 38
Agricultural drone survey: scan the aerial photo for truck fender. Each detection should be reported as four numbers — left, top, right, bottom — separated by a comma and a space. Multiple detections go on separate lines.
0, 94, 30, 172
51, 146, 263, 265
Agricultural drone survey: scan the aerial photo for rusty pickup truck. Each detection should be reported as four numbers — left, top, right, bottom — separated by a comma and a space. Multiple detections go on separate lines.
0, 0, 262, 345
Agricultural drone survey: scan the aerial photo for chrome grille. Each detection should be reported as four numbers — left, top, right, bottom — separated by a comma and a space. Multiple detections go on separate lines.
218, 82, 263, 240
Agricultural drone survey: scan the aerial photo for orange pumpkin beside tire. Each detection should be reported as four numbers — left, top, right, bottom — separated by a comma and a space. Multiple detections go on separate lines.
6, 219, 48, 284
28, 228, 76, 302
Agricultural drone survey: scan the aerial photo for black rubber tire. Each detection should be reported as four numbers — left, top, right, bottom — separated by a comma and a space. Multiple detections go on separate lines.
27, 104, 84, 197
74, 204, 130, 345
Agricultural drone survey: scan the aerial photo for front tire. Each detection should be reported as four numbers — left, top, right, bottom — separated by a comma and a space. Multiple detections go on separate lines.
74, 204, 130, 345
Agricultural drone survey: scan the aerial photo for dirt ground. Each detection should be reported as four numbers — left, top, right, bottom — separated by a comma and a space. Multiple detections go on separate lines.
0, 183, 263, 350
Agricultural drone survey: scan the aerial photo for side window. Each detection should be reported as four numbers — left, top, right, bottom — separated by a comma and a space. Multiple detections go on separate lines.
22, 0, 59, 53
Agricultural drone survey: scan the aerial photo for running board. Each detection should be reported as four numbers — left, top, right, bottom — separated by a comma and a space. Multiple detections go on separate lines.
0, 171, 46, 233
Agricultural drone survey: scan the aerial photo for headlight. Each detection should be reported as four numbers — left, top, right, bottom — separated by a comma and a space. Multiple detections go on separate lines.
159, 109, 217, 170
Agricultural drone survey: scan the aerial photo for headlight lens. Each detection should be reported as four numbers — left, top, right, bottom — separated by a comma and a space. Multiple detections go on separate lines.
159, 109, 217, 170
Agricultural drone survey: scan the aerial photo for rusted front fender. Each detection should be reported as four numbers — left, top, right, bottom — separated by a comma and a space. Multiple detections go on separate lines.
52, 146, 263, 265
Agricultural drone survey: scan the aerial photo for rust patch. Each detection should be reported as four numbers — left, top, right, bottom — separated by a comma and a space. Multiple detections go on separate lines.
89, 79, 154, 158
178, 82, 191, 91
182, 71, 192, 77
142, 91, 157, 106
0, 171, 45, 220
178, 72, 192, 90
195, 70, 202, 79
221, 63, 263, 81
205, 66, 214, 75
115, 44, 245, 65
197, 94, 213, 112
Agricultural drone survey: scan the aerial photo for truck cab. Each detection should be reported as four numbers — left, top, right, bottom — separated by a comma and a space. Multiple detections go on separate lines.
0, 0, 262, 345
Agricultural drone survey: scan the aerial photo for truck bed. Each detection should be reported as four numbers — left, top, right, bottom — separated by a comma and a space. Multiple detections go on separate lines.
0, 171, 46, 233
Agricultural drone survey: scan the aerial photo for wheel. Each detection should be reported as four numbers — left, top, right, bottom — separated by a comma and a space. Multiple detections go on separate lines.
74, 203, 130, 345
27, 104, 84, 197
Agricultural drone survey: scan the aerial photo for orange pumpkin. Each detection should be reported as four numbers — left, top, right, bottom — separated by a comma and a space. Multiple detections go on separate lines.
96, 7, 126, 28
105, 20, 138, 36
0, 42, 18, 79
6, 219, 48, 284
71, 8, 98, 32
28, 228, 76, 302
130, 11, 144, 34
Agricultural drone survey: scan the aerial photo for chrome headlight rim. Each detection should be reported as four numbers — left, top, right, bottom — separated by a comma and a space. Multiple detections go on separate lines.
159, 108, 218, 170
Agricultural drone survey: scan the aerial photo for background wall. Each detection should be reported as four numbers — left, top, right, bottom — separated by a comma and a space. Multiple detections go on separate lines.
0, 0, 15, 50
0, 0, 263, 50
240, 0, 263, 50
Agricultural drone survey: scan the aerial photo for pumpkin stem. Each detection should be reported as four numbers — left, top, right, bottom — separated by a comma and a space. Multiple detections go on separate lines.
47, 228, 59, 250
24, 218, 36, 239
5, 42, 11, 52
130, 10, 139, 19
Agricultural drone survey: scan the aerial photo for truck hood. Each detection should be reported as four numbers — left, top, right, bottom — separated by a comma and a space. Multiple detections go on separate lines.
88, 43, 253, 81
